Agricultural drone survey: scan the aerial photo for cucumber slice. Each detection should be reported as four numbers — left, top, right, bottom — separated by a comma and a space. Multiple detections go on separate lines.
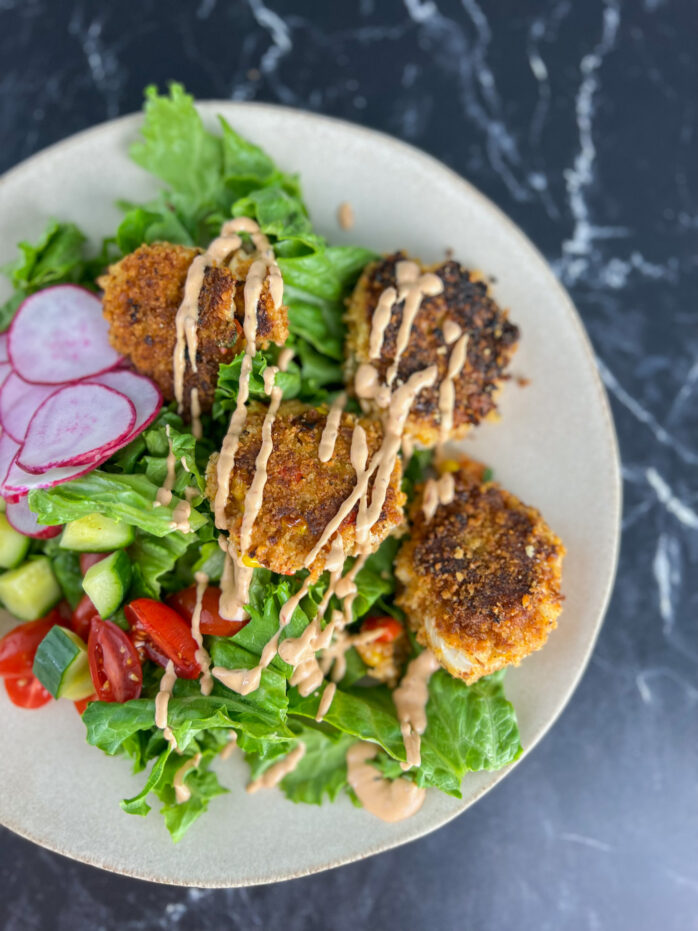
82, 550, 132, 618
60, 513, 135, 552
0, 557, 61, 621
0, 513, 31, 568
33, 626, 92, 700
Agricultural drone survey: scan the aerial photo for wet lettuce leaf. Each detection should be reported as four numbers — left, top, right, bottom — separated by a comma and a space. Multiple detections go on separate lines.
0, 220, 98, 331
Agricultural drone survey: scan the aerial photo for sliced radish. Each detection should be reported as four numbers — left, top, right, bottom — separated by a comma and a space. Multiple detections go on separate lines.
5, 496, 62, 539
86, 369, 162, 437
0, 432, 21, 486
8, 285, 122, 384
0, 373, 58, 443
1, 453, 107, 495
0, 332, 8, 363
0, 360, 11, 392
18, 383, 136, 473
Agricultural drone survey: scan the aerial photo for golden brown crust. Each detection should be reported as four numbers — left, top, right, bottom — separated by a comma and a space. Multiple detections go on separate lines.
395, 462, 564, 684
206, 400, 406, 577
99, 243, 289, 414
345, 253, 519, 446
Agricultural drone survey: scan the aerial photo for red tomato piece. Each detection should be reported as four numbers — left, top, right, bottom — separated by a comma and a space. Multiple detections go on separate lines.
79, 552, 109, 575
0, 612, 62, 678
4, 674, 52, 709
125, 599, 201, 679
71, 594, 100, 641
167, 585, 248, 637
88, 619, 143, 703
360, 616, 404, 644
74, 694, 96, 715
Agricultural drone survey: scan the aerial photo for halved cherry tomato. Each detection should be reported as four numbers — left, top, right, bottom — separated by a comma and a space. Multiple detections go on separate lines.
71, 594, 100, 641
167, 585, 248, 637
0, 612, 62, 678
125, 599, 201, 679
74, 694, 96, 715
360, 616, 404, 643
79, 552, 109, 575
88, 619, 143, 703
5, 674, 52, 709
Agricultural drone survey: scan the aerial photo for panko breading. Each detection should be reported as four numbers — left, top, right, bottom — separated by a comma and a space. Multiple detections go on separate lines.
206, 400, 405, 576
395, 462, 564, 684
345, 253, 519, 446
99, 242, 289, 414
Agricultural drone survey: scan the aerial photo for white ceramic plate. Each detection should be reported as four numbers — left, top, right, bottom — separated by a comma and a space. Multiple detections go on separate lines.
0, 103, 620, 886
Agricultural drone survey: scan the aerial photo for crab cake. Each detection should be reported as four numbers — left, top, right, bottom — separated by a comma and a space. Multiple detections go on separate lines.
206, 400, 406, 577
99, 242, 289, 414
395, 462, 564, 684
345, 252, 519, 446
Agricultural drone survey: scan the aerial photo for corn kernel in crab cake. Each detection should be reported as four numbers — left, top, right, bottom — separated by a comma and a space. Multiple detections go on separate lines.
345, 252, 519, 446
99, 242, 289, 416
395, 462, 564, 684
206, 400, 406, 577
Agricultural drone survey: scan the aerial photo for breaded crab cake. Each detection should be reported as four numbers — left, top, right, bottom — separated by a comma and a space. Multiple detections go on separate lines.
345, 253, 519, 446
206, 400, 406, 577
99, 242, 288, 415
395, 461, 564, 684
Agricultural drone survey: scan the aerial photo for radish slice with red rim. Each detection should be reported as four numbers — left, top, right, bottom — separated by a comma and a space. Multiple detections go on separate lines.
1, 452, 108, 495
86, 369, 162, 437
8, 285, 122, 384
18, 383, 136, 473
5, 496, 62, 539
0, 360, 11, 392
0, 373, 58, 443
0, 432, 21, 487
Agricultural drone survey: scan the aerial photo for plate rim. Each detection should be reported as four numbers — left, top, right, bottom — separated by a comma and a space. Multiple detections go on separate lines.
0, 100, 622, 886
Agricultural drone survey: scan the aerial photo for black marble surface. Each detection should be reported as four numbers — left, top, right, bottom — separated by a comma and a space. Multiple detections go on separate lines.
0, 2, 696, 929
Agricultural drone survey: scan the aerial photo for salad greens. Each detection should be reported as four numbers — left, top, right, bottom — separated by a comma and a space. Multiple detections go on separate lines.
0, 84, 521, 841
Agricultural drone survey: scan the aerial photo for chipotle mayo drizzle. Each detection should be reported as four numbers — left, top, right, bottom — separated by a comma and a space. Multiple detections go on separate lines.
393, 649, 440, 770
442, 319, 462, 345
318, 393, 347, 462
346, 742, 426, 822
246, 742, 306, 794
315, 682, 337, 722
155, 660, 178, 749
385, 262, 443, 386
173, 220, 247, 410
422, 472, 455, 522
173, 752, 202, 804
220, 730, 238, 760
438, 332, 469, 441
337, 201, 355, 231
191, 571, 213, 695
154, 424, 176, 507
190, 387, 203, 440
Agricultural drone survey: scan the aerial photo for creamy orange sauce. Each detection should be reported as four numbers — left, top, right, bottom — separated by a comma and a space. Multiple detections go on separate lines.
155, 660, 178, 749
191, 571, 213, 695
422, 472, 455, 522
315, 681, 337, 722
173, 752, 202, 804
438, 332, 469, 441
346, 742, 426, 822
220, 730, 238, 760
318, 392, 346, 462
393, 650, 440, 770
385, 261, 443, 386
246, 743, 306, 794
337, 201, 355, 231
190, 387, 203, 440
154, 424, 176, 508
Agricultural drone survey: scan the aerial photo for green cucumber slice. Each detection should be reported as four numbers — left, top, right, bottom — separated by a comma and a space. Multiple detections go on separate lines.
33, 626, 92, 700
60, 513, 135, 552
82, 550, 132, 618
0, 513, 31, 569
0, 557, 61, 621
